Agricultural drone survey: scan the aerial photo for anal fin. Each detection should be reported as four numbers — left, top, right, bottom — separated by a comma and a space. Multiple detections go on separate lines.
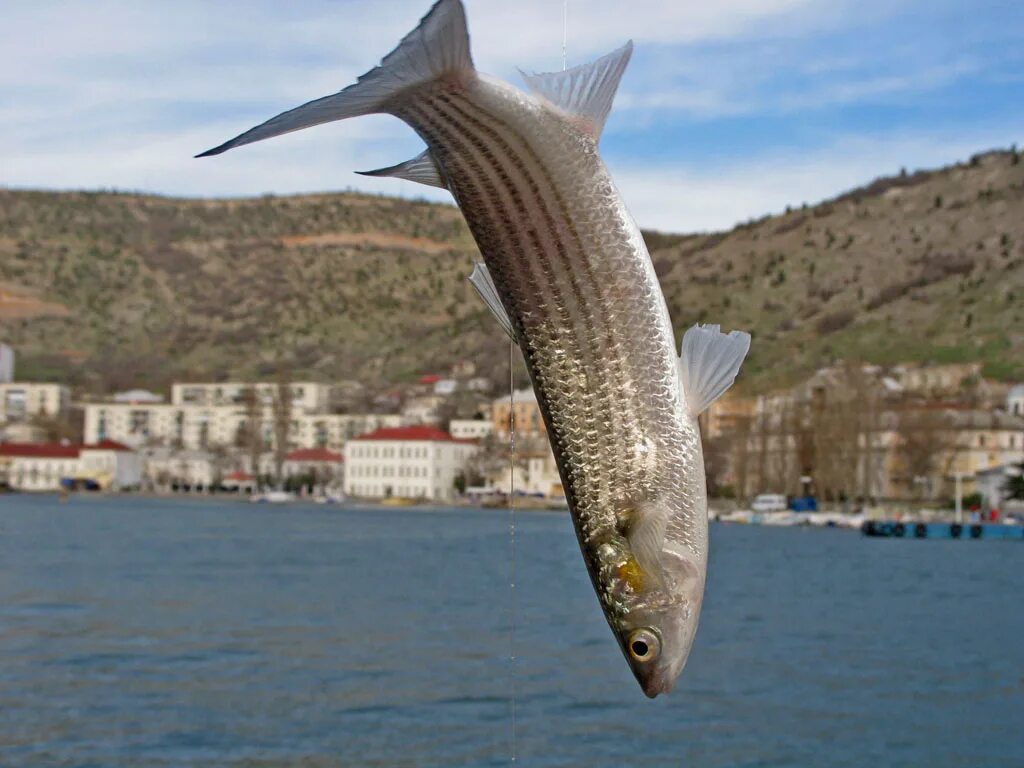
468, 262, 515, 341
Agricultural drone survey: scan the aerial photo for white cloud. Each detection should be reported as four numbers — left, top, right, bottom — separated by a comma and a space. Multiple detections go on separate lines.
608, 128, 1024, 232
1, 0, 1021, 234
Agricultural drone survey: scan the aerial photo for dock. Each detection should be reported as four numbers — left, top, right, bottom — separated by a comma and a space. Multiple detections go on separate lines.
862, 520, 1024, 540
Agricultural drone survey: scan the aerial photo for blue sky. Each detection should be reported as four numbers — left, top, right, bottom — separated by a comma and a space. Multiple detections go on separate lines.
2, 0, 1022, 232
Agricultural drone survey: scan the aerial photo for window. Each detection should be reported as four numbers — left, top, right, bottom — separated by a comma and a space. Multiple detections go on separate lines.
130, 410, 150, 437
5, 389, 26, 420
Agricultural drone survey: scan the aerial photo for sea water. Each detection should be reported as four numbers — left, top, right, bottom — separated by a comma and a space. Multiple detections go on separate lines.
1, 494, 1022, 767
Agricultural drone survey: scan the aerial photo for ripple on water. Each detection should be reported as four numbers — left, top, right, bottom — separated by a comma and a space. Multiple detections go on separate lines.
0, 496, 1022, 768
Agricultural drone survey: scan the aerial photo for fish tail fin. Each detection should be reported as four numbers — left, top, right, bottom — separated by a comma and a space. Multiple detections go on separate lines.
196, 0, 474, 157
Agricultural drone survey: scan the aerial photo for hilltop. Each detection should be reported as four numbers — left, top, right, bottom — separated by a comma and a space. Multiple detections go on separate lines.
1, 147, 1022, 395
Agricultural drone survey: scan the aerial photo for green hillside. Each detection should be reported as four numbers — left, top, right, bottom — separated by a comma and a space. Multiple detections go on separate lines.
1, 147, 1021, 395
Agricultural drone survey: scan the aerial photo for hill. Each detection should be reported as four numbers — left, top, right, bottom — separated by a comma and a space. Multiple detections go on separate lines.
1, 147, 1021, 395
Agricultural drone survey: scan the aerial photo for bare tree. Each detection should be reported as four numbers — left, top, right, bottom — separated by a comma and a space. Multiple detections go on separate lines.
896, 408, 956, 500
30, 412, 83, 443
730, 414, 753, 503
237, 386, 262, 480
271, 372, 292, 485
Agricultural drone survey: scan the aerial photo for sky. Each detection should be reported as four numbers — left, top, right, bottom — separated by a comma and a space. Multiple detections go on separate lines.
2, 0, 1023, 232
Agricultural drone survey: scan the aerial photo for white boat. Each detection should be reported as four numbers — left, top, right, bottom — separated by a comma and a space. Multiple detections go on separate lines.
313, 494, 345, 504
760, 511, 805, 527
250, 490, 297, 503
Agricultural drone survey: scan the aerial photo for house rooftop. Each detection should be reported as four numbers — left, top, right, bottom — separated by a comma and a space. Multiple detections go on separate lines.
350, 425, 472, 443
285, 448, 344, 463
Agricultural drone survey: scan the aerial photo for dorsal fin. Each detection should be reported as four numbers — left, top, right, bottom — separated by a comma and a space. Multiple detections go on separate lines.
519, 41, 633, 138
468, 262, 515, 341
357, 149, 448, 189
678, 324, 751, 417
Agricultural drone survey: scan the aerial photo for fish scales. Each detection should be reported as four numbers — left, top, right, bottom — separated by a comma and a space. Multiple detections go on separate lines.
401, 80, 706, 576
196, 0, 749, 697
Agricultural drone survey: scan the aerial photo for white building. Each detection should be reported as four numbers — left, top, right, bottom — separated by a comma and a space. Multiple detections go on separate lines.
84, 402, 247, 449
465, 377, 493, 392
484, 442, 565, 499
434, 378, 457, 395
0, 382, 70, 422
142, 446, 220, 491
0, 440, 141, 491
344, 425, 478, 501
79, 441, 144, 490
449, 419, 494, 440
113, 389, 164, 404
0, 442, 80, 490
171, 381, 331, 412
294, 413, 406, 450
84, 399, 405, 452
401, 394, 446, 425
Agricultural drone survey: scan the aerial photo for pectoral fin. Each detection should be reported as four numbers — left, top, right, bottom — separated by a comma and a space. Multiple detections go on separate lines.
621, 500, 670, 590
678, 324, 751, 417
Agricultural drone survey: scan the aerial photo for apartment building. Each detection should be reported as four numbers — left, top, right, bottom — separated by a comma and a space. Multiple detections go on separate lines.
170, 381, 331, 412
449, 418, 494, 440
0, 382, 70, 422
84, 389, 405, 452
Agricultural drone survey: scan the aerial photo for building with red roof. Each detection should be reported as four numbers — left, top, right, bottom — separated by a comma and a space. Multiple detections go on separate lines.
0, 440, 142, 491
344, 425, 478, 502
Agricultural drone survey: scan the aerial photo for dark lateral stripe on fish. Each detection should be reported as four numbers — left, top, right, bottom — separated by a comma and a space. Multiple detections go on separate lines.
419, 95, 636, 502
438, 95, 606, 355
405, 101, 602, 503
401, 101, 556, 338
404, 99, 606, 497
411, 102, 607, 469
435, 93, 641, 496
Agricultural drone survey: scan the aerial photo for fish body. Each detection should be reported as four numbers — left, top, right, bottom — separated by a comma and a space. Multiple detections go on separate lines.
198, 0, 749, 697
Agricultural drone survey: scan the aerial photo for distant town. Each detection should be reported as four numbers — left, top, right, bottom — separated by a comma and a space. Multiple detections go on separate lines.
0, 341, 1022, 512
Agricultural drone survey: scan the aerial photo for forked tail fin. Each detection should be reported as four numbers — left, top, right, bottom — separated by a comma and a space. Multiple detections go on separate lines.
196, 0, 474, 157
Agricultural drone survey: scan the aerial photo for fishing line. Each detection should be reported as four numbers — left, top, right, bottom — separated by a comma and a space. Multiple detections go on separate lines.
562, 0, 568, 71
507, 337, 517, 763
507, 6, 568, 761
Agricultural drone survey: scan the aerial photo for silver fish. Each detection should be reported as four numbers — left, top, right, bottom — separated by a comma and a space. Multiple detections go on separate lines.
198, 0, 750, 697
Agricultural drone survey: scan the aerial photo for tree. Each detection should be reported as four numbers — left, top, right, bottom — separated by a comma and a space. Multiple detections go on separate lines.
30, 412, 83, 443
237, 386, 263, 481
271, 371, 292, 485
896, 408, 956, 500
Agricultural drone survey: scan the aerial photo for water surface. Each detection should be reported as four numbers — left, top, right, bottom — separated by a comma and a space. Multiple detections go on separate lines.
1, 494, 1022, 767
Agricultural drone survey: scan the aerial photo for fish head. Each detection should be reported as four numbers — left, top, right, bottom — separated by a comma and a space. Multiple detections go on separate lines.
605, 543, 705, 698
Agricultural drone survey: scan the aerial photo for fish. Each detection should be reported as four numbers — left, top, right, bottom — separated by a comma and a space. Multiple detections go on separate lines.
197, 0, 750, 697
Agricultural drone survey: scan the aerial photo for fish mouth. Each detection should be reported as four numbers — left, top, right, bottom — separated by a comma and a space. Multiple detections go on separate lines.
638, 668, 675, 698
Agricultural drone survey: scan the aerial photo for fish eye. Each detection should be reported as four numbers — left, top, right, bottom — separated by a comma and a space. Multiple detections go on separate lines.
627, 628, 661, 663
